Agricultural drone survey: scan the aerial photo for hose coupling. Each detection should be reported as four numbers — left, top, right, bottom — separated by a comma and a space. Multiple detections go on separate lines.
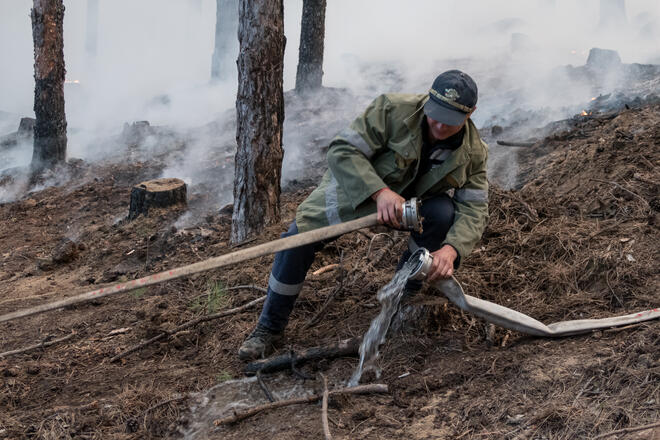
401, 198, 423, 233
407, 247, 433, 281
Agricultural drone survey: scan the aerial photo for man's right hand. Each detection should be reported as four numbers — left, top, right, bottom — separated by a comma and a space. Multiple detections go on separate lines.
371, 188, 405, 228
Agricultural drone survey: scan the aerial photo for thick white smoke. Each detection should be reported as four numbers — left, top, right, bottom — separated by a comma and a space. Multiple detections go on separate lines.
0, 0, 658, 199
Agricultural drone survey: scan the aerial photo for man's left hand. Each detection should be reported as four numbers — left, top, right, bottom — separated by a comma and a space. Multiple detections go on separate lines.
428, 245, 458, 280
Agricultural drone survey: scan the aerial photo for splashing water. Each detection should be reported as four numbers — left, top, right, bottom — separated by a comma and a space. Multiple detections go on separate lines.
348, 260, 416, 386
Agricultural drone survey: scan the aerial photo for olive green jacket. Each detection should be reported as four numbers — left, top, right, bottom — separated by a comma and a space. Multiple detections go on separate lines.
296, 93, 489, 265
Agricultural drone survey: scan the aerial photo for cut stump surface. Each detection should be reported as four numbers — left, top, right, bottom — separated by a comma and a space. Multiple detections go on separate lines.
128, 178, 187, 220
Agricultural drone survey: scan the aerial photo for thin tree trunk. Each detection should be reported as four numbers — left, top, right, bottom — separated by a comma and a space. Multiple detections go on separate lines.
231, 0, 285, 244
211, 0, 239, 81
85, 0, 98, 59
31, 0, 67, 173
599, 0, 627, 30
295, 0, 326, 94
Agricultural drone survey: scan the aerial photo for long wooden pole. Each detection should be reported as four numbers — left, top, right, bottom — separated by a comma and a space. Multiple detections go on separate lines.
0, 214, 379, 324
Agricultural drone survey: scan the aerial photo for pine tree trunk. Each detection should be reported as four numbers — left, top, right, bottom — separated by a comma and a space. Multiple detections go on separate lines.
31, 0, 67, 173
85, 0, 98, 58
211, 0, 239, 81
295, 0, 326, 94
231, 0, 285, 244
599, 0, 627, 29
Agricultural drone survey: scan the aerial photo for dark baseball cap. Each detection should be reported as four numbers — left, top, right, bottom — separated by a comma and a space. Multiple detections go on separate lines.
423, 70, 478, 126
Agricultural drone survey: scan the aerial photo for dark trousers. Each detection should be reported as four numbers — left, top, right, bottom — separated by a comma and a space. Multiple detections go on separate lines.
257, 195, 455, 333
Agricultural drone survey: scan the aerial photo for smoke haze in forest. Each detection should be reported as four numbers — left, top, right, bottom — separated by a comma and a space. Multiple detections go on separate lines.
0, 0, 659, 201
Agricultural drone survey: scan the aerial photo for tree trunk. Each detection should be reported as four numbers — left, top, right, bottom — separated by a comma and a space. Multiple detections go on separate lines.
295, 0, 326, 94
128, 178, 187, 220
31, 0, 67, 173
231, 0, 285, 244
599, 0, 627, 30
211, 0, 239, 81
85, 0, 98, 59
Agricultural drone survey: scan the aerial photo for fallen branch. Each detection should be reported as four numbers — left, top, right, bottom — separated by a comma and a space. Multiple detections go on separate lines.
256, 371, 275, 403
321, 374, 332, 440
593, 421, 660, 439
0, 332, 76, 358
213, 384, 388, 426
305, 251, 345, 329
142, 394, 186, 432
365, 233, 395, 259
590, 178, 650, 207
110, 295, 265, 363
245, 337, 360, 375
496, 140, 535, 147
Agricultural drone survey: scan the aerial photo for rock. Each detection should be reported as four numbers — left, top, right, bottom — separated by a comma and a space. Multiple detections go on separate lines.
506, 414, 525, 425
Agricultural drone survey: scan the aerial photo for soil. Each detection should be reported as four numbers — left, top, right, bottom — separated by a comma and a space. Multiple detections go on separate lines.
0, 103, 659, 440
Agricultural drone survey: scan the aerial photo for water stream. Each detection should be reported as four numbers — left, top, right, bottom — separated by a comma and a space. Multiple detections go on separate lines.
348, 260, 415, 386
180, 374, 316, 439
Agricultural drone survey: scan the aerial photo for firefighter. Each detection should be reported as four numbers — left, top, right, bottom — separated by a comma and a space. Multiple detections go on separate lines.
239, 70, 489, 360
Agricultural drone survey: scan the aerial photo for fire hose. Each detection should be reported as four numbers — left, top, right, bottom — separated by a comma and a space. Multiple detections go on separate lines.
408, 248, 660, 336
1, 200, 657, 336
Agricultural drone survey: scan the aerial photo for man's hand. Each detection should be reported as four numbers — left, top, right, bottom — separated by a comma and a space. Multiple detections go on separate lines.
428, 245, 458, 280
371, 188, 405, 228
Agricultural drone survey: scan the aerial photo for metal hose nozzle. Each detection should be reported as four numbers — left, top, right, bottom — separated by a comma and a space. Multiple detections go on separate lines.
401, 198, 423, 233
407, 247, 433, 281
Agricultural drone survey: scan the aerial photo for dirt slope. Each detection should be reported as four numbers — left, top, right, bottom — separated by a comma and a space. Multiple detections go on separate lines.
0, 105, 658, 440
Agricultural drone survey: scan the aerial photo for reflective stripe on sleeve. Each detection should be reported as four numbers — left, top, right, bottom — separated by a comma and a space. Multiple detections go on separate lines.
325, 173, 342, 226
337, 127, 374, 159
268, 273, 304, 296
454, 188, 488, 203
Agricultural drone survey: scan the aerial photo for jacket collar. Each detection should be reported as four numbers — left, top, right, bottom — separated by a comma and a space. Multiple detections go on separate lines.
403, 95, 428, 131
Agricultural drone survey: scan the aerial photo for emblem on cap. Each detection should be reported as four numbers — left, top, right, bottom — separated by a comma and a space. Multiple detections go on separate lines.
444, 88, 460, 101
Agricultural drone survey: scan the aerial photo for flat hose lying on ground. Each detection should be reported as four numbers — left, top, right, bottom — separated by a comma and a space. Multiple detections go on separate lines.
434, 277, 660, 337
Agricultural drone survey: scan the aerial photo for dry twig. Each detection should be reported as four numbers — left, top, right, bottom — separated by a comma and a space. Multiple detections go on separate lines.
590, 178, 649, 207
305, 251, 345, 329
593, 421, 660, 439
321, 374, 332, 440
256, 371, 275, 403
213, 384, 388, 426
110, 295, 265, 362
312, 264, 339, 276
0, 332, 76, 358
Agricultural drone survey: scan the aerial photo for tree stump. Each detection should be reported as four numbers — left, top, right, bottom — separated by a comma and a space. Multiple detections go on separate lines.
128, 178, 187, 220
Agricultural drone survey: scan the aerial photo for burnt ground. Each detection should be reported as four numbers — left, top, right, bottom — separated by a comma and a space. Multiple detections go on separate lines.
0, 103, 659, 440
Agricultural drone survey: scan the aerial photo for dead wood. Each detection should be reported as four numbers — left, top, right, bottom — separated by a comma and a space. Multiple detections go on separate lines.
110, 295, 265, 362
593, 421, 660, 439
245, 337, 360, 375
128, 178, 187, 220
256, 371, 275, 402
589, 178, 650, 207
213, 384, 388, 426
496, 140, 536, 147
305, 251, 345, 329
0, 332, 75, 358
321, 374, 332, 440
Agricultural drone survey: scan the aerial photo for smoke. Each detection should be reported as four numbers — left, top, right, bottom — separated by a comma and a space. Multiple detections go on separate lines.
0, 0, 659, 201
